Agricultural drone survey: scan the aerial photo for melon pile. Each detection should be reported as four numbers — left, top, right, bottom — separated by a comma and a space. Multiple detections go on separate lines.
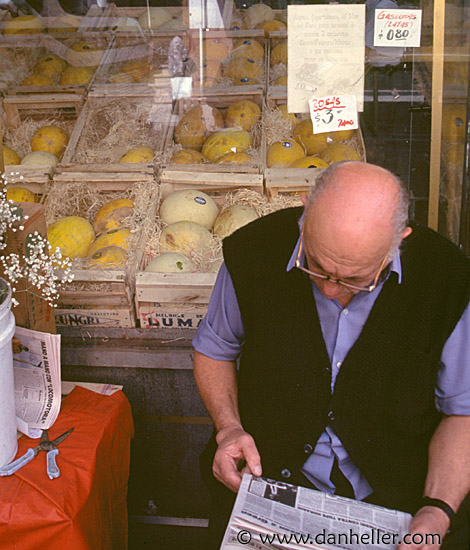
170, 100, 261, 165
266, 104, 361, 169
47, 197, 135, 269
190, 33, 268, 89
147, 189, 259, 273
19, 40, 104, 87
4, 123, 70, 168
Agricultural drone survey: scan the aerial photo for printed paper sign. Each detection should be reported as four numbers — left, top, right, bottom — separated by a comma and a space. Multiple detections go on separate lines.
309, 94, 358, 134
374, 9, 422, 47
171, 77, 192, 99
189, 0, 224, 29
288, 5, 365, 113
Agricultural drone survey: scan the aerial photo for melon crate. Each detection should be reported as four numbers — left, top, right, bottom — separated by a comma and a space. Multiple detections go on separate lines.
263, 96, 367, 198
83, 2, 233, 34
135, 185, 296, 328
44, 179, 160, 329
1, 100, 80, 191
90, 35, 172, 97
161, 91, 265, 194
54, 93, 172, 189
186, 29, 266, 94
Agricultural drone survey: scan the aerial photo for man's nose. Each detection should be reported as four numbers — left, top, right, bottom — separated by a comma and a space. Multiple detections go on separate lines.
317, 279, 343, 300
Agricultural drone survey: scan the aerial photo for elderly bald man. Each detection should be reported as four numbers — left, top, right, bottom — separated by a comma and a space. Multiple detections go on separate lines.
193, 161, 470, 550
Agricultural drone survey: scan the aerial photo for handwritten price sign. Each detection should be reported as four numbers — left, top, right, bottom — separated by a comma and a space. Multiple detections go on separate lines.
309, 94, 358, 134
374, 9, 422, 47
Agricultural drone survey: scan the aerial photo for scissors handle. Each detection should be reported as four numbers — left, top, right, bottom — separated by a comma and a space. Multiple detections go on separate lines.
0, 448, 36, 476
46, 449, 60, 479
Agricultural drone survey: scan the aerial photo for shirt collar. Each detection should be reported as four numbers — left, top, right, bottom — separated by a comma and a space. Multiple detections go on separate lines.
286, 235, 403, 284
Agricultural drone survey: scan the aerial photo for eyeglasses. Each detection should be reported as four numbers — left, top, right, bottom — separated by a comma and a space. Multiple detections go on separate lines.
295, 226, 390, 293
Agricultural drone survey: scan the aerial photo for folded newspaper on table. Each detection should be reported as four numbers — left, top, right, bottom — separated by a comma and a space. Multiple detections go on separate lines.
13, 326, 61, 438
221, 474, 412, 550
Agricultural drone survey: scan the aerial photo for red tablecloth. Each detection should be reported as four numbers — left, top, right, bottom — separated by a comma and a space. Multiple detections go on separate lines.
0, 386, 134, 550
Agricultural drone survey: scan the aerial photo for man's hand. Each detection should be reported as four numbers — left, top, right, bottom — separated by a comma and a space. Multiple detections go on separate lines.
213, 424, 262, 492
398, 506, 450, 550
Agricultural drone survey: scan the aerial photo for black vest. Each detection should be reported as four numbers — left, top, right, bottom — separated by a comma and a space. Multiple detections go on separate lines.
223, 207, 470, 513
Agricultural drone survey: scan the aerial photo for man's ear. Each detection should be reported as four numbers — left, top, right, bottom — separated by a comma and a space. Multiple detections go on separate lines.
402, 226, 413, 240
300, 193, 308, 207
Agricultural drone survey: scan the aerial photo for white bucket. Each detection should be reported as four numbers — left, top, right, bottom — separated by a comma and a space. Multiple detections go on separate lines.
0, 279, 17, 467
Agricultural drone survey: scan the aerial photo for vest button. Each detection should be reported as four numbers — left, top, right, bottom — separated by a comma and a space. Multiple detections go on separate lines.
303, 444, 313, 454
328, 411, 335, 420
281, 468, 291, 479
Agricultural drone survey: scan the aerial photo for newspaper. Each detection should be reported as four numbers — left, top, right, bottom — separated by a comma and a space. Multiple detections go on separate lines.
221, 474, 412, 550
12, 326, 61, 438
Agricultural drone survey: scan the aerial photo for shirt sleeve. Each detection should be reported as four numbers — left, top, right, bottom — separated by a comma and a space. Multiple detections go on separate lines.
192, 262, 245, 361
435, 301, 470, 415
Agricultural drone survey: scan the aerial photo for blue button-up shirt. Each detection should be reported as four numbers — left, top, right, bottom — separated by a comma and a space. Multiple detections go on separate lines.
193, 238, 470, 499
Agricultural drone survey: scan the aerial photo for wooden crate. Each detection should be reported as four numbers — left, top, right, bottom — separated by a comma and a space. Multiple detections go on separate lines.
55, 94, 172, 186
1, 98, 79, 189
45, 179, 160, 328
83, 2, 234, 33
263, 94, 367, 197
187, 29, 266, 94
161, 91, 265, 194
135, 185, 268, 328
4, 33, 111, 98
90, 34, 173, 97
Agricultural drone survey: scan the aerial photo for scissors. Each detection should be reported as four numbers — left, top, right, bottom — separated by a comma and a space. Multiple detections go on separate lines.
0, 427, 74, 479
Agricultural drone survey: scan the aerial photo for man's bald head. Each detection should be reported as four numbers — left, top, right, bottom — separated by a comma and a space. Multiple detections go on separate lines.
303, 161, 410, 261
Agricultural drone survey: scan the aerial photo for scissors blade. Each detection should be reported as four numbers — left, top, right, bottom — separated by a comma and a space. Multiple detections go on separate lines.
51, 427, 74, 447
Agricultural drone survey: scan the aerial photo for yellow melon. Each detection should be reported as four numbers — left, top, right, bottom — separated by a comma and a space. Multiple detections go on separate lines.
3, 15, 45, 35
243, 4, 274, 28
256, 19, 286, 38
267, 140, 306, 168
174, 104, 224, 151
203, 39, 230, 60
171, 149, 206, 164
48, 216, 95, 259
273, 75, 287, 86
223, 57, 262, 80
33, 54, 67, 79
442, 104, 466, 143
66, 41, 103, 68
121, 59, 152, 82
30, 125, 69, 157
119, 146, 154, 163
93, 198, 134, 234
215, 151, 253, 164
48, 14, 82, 33
86, 246, 127, 269
289, 155, 329, 168
20, 74, 55, 86
270, 40, 287, 66
232, 39, 265, 61
329, 129, 355, 142
108, 72, 134, 84
86, 228, 131, 257
6, 187, 39, 203
293, 120, 329, 156
137, 7, 172, 30
321, 143, 361, 164
202, 129, 252, 163
224, 100, 261, 132
231, 77, 260, 86
20, 151, 58, 166
59, 65, 95, 85
3, 146, 21, 165
192, 58, 223, 81
159, 221, 214, 255
275, 104, 300, 126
